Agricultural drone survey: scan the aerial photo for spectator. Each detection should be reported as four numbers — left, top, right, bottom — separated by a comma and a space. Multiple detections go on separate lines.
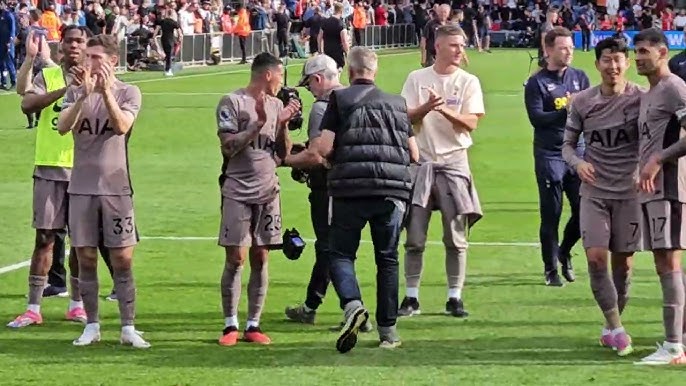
39, 1, 61, 41
677, 9, 686, 30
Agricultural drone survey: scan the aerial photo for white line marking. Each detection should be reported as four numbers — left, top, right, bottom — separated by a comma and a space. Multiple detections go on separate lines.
0, 260, 30, 275
140, 91, 524, 97
138, 236, 539, 247
0, 51, 418, 97
142, 92, 225, 96
0, 236, 538, 275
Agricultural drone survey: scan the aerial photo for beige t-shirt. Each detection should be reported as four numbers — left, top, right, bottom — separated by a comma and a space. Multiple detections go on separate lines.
401, 66, 485, 164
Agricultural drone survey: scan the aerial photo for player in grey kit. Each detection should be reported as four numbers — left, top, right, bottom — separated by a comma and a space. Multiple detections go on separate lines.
562, 37, 641, 358
633, 28, 686, 365
215, 52, 300, 347
58, 34, 148, 349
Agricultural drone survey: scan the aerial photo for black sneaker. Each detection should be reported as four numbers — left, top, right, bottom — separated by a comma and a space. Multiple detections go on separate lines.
42, 285, 68, 298
445, 298, 469, 318
285, 303, 316, 324
545, 270, 564, 287
398, 296, 421, 317
336, 305, 369, 354
105, 288, 117, 301
222, 325, 238, 336
559, 254, 576, 283
329, 318, 373, 333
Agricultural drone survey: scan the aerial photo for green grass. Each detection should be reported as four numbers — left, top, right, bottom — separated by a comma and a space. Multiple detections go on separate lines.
0, 49, 684, 385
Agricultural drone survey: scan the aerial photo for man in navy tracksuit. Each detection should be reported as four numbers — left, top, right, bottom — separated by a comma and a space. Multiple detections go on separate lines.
524, 26, 589, 287
0, 0, 16, 90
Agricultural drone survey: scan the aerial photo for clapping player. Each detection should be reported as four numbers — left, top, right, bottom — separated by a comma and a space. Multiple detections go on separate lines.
57, 35, 148, 349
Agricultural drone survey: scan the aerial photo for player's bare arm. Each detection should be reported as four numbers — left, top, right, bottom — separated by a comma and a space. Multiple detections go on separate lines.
639, 92, 686, 193
22, 82, 66, 114
20, 40, 65, 113
58, 65, 95, 135
218, 96, 264, 158
408, 136, 419, 162
274, 99, 301, 163
313, 129, 335, 158
17, 32, 54, 97
284, 143, 328, 168
435, 106, 481, 132
57, 93, 87, 135
22, 62, 83, 114
407, 85, 444, 123
99, 63, 136, 135
420, 36, 427, 65
562, 125, 595, 184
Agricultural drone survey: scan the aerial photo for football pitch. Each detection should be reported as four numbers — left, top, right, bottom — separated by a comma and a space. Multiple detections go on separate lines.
1, 48, 684, 385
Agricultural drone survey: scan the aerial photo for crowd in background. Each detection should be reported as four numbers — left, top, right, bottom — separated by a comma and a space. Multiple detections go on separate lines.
2, 0, 686, 42
3, 0, 686, 86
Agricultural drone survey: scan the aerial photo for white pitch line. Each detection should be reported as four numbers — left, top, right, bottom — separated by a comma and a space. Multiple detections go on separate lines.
0, 236, 538, 276
143, 92, 225, 96
138, 236, 539, 247
0, 50, 419, 98
0, 260, 30, 275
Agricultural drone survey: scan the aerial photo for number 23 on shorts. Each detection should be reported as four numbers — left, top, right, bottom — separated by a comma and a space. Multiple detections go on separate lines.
263, 214, 281, 232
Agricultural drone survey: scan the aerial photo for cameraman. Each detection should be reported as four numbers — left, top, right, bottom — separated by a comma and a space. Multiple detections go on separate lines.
284, 54, 371, 333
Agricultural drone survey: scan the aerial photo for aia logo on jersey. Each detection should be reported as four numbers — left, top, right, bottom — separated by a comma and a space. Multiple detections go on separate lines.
250, 134, 275, 153
588, 128, 633, 148
77, 118, 114, 135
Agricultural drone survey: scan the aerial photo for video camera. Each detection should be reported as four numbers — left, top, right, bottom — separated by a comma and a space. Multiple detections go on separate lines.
276, 58, 304, 131
289, 142, 310, 184
282, 228, 306, 260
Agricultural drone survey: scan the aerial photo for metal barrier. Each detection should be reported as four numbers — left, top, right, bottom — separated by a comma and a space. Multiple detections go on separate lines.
360, 24, 417, 49
41, 24, 423, 75
41, 26, 545, 75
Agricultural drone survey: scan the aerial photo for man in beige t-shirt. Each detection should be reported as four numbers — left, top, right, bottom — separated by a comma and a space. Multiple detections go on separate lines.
399, 24, 485, 318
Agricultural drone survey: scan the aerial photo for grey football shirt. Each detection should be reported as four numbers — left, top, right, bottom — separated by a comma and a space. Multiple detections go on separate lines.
216, 88, 284, 204
563, 82, 643, 199
63, 80, 142, 196
638, 74, 686, 203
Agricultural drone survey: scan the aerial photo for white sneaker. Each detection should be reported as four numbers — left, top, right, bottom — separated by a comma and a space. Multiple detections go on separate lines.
634, 342, 686, 365
73, 323, 101, 346
121, 328, 151, 349
164, 70, 173, 77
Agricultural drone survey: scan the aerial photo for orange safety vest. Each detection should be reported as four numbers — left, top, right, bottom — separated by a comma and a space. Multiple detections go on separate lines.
233, 9, 251, 37
353, 7, 366, 29
221, 14, 234, 34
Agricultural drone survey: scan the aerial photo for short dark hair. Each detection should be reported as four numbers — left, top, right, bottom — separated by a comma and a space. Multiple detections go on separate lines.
60, 25, 93, 42
87, 34, 119, 56
633, 27, 669, 49
594, 37, 629, 61
544, 26, 572, 48
251, 52, 282, 74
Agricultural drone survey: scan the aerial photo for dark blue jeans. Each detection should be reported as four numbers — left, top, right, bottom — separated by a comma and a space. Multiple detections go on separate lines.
304, 190, 331, 310
328, 197, 406, 328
